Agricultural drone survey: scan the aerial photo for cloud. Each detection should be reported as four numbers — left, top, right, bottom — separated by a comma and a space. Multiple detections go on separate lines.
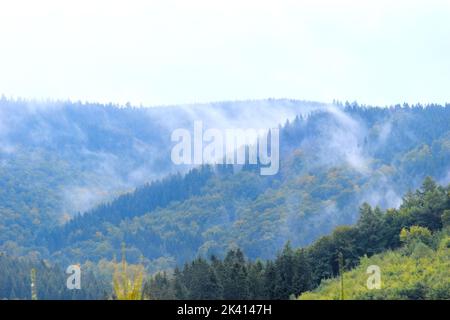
440, 169, 450, 186
302, 104, 370, 174
1, 98, 319, 215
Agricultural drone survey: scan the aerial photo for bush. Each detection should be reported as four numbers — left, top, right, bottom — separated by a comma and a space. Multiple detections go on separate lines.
400, 226, 433, 247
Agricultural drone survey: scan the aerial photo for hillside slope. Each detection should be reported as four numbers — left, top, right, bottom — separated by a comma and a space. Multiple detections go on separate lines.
299, 230, 450, 300
140, 178, 450, 300
38, 104, 450, 269
0, 98, 318, 257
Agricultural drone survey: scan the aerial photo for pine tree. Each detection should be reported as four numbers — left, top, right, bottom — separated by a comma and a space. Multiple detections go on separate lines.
274, 242, 295, 299
222, 249, 249, 299
172, 267, 188, 299
357, 203, 385, 255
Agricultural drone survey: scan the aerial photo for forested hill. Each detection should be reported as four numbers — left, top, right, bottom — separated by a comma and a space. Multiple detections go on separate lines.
35, 103, 450, 270
1, 100, 450, 299
2, 178, 448, 300
0, 253, 108, 300
142, 178, 450, 300
0, 98, 317, 257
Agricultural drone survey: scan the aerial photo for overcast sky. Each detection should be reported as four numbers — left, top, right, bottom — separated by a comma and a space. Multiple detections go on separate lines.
0, 0, 449, 106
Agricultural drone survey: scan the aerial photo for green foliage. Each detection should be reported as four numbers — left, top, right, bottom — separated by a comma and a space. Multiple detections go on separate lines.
400, 226, 433, 247
299, 229, 450, 300
0, 253, 108, 299
141, 246, 312, 300
442, 210, 450, 228
19, 103, 450, 271
2, 99, 450, 300
143, 179, 450, 300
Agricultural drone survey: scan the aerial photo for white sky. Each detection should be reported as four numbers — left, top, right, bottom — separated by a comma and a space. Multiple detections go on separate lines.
0, 0, 449, 106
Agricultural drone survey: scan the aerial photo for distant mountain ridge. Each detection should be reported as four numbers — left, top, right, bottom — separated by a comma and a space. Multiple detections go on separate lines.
35, 104, 450, 271
0, 98, 316, 257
